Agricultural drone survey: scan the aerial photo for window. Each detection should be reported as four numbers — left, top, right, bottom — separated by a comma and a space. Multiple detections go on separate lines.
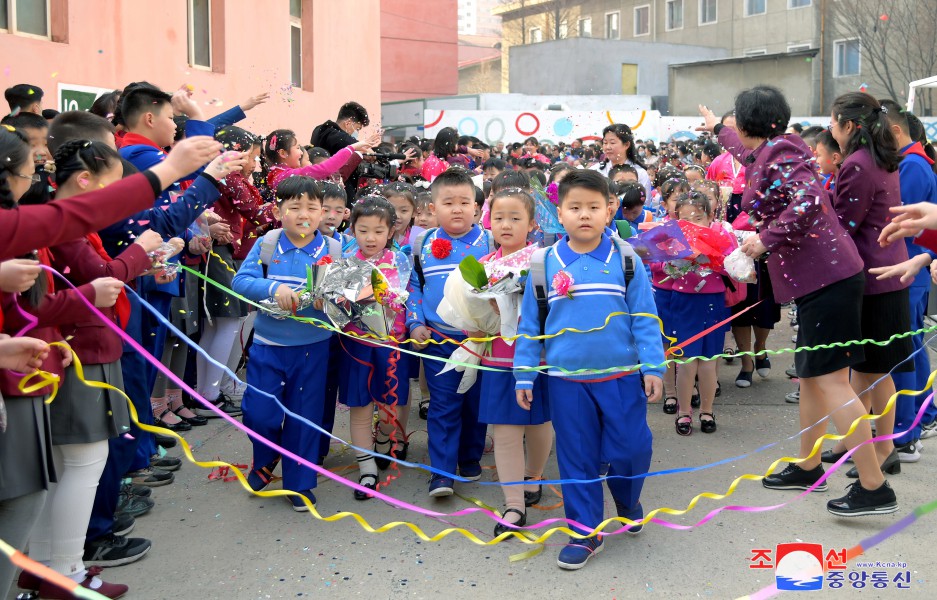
1, 0, 50, 37
559, 20, 568, 39
834, 38, 860, 77
634, 5, 650, 36
744, 48, 768, 56
529, 26, 542, 43
187, 0, 211, 68
578, 16, 591, 37
290, 0, 302, 86
605, 11, 620, 39
745, 0, 766, 16
789, 0, 812, 8
699, 0, 717, 24
788, 43, 811, 52
666, 0, 684, 31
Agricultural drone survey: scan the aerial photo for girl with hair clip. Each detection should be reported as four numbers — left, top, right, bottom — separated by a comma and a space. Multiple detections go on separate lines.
338, 196, 412, 499
381, 181, 424, 254
29, 140, 172, 599
668, 192, 737, 435
650, 175, 690, 415
479, 188, 553, 536
421, 127, 485, 182
591, 123, 652, 197
262, 128, 377, 195
819, 93, 912, 471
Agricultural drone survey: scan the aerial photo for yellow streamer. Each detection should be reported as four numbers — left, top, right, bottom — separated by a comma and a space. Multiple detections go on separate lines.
17, 342, 929, 550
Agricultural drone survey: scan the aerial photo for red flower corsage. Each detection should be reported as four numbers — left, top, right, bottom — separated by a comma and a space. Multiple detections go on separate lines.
316, 255, 333, 266
431, 238, 453, 259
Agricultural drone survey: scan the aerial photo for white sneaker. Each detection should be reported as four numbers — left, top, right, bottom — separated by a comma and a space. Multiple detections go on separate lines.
896, 441, 921, 463
920, 420, 937, 439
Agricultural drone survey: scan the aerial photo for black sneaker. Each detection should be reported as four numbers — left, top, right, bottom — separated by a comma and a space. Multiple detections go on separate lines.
150, 454, 182, 472
827, 481, 898, 517
113, 513, 135, 536
155, 433, 177, 449
83, 534, 152, 567
195, 393, 242, 418
126, 466, 174, 487
120, 482, 153, 498
763, 463, 828, 492
117, 492, 154, 518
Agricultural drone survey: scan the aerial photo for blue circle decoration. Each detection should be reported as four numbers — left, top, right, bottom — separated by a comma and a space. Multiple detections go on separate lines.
484, 118, 505, 144
458, 117, 479, 137
553, 117, 574, 137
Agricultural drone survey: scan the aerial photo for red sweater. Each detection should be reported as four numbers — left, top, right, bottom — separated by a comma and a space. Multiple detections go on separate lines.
47, 238, 152, 364
0, 172, 160, 261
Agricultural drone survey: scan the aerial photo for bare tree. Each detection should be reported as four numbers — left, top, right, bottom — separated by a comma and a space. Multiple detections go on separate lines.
831, 0, 937, 114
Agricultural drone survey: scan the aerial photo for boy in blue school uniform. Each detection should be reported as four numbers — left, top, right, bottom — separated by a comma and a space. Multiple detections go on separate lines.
406, 168, 493, 498
514, 169, 665, 570
232, 176, 334, 510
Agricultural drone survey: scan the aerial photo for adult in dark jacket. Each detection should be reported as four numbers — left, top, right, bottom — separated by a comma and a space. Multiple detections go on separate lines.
310, 101, 369, 201
699, 86, 898, 519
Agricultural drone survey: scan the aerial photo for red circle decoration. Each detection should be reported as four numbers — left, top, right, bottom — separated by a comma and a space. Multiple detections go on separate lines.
425, 110, 445, 129
515, 113, 540, 136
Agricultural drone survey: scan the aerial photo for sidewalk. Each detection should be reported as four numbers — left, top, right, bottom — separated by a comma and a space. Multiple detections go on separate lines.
9, 324, 934, 599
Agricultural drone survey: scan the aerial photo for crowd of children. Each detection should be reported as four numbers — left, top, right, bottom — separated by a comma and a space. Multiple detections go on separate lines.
1, 78, 935, 598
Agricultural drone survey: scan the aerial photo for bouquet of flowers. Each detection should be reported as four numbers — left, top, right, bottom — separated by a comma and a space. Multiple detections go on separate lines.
436, 246, 538, 393
528, 177, 565, 235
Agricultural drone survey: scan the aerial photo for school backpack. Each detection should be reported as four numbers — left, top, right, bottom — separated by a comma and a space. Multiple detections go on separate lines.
410, 227, 495, 290
239, 229, 342, 365
529, 237, 637, 337
257, 228, 342, 277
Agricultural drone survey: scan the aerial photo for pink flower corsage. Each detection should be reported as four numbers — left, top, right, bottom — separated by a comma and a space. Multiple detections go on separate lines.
431, 238, 453, 259
552, 270, 574, 299
546, 181, 559, 206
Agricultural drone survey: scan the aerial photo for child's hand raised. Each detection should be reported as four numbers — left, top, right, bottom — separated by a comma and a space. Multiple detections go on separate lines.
644, 375, 663, 404
204, 151, 248, 181
133, 230, 164, 254
240, 92, 270, 112
516, 389, 533, 411
155, 136, 222, 186
171, 86, 203, 119
274, 284, 299, 312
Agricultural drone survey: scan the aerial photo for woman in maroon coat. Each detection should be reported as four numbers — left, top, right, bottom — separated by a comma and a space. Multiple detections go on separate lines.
700, 86, 898, 518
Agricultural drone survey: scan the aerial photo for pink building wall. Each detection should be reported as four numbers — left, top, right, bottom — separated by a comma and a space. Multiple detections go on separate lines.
380, 0, 458, 102
0, 0, 382, 141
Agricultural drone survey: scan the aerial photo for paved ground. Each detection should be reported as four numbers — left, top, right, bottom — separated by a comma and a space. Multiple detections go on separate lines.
9, 323, 936, 600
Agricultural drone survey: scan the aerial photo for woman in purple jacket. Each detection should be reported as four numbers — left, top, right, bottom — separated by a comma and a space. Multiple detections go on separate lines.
699, 86, 898, 517
823, 93, 912, 477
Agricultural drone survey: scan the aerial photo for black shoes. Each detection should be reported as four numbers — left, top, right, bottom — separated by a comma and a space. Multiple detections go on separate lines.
493, 508, 527, 537
827, 481, 898, 517
846, 450, 900, 478
354, 473, 378, 501
763, 463, 828, 492
699, 412, 717, 434
524, 477, 542, 506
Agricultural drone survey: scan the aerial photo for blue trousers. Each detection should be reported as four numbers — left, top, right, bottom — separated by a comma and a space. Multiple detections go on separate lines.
893, 284, 936, 444
87, 296, 153, 542
130, 291, 174, 470
421, 331, 487, 475
548, 375, 652, 535
241, 340, 329, 492
318, 336, 341, 463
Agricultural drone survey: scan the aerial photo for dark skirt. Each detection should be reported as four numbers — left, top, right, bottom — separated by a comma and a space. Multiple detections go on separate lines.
852, 287, 915, 375
170, 274, 198, 336
51, 361, 132, 445
731, 260, 782, 329
0, 395, 53, 501
479, 369, 550, 426
202, 245, 248, 320
671, 291, 730, 359
794, 273, 865, 378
